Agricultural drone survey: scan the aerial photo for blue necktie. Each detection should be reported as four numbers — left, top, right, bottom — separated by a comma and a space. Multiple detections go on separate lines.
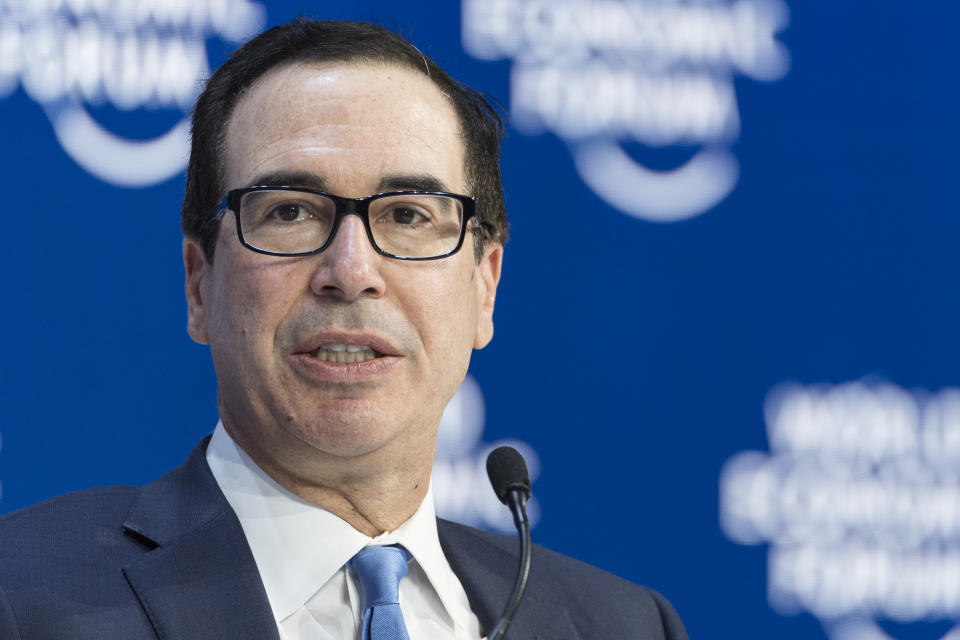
350, 545, 412, 640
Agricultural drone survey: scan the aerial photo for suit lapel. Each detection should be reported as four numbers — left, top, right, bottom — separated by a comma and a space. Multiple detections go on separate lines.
118, 441, 577, 639
121, 438, 279, 640
438, 520, 581, 640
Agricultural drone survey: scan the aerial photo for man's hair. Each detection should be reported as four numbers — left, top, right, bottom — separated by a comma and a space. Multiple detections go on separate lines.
181, 18, 508, 262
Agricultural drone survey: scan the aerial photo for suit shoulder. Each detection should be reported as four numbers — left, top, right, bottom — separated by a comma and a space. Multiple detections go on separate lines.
438, 519, 689, 639
0, 486, 162, 638
439, 518, 644, 590
0, 486, 140, 546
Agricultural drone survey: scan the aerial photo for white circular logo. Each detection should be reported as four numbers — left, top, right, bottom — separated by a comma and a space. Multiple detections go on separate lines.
434, 374, 541, 532
0, 0, 265, 187
721, 381, 960, 639
463, 0, 790, 222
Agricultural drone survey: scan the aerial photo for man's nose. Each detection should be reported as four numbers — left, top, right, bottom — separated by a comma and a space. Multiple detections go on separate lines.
309, 215, 387, 301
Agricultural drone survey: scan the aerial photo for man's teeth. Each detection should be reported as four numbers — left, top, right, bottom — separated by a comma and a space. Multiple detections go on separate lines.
311, 344, 379, 363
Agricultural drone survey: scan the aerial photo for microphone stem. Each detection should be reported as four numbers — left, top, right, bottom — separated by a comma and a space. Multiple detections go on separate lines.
489, 489, 531, 640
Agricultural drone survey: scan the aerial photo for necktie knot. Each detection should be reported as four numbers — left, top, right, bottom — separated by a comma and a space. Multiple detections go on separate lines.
350, 545, 412, 640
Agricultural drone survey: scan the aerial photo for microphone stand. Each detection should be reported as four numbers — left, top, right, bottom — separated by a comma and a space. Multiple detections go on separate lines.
488, 488, 531, 640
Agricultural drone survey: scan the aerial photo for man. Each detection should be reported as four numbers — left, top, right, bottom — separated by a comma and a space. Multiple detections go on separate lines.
0, 19, 688, 640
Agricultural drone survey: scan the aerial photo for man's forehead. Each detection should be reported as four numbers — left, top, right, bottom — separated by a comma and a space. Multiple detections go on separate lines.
222, 60, 465, 191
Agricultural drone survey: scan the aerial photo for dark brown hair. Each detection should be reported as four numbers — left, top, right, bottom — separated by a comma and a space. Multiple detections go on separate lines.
181, 18, 508, 261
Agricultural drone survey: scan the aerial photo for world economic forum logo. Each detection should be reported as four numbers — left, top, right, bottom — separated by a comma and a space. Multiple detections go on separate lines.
721, 381, 960, 640
0, 0, 264, 187
462, 0, 790, 222
434, 374, 541, 533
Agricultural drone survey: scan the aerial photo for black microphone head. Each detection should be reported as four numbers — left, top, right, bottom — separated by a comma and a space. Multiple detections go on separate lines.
486, 446, 532, 505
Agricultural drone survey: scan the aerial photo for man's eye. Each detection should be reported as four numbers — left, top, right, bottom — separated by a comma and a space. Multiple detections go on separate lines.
266, 203, 308, 222
383, 206, 429, 226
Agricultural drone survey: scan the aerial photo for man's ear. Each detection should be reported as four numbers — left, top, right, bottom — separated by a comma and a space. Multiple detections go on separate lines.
183, 238, 211, 345
474, 243, 503, 349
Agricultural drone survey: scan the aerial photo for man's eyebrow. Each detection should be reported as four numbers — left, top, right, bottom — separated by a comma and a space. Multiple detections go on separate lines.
377, 174, 450, 193
244, 172, 451, 194
247, 172, 328, 190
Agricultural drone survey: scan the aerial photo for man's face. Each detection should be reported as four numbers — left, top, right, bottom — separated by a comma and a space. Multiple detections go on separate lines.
183, 61, 502, 475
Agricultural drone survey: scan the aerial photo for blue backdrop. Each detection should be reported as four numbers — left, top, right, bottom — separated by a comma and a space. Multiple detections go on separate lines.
3, 2, 959, 639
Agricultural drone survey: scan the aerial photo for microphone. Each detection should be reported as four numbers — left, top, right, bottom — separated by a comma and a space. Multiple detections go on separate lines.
485, 446, 532, 640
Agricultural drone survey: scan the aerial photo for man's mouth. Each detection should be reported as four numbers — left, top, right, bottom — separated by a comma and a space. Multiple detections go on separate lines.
309, 343, 384, 363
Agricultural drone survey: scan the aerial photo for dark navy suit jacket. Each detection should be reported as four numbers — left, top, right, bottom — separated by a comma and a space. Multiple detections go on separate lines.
0, 438, 688, 639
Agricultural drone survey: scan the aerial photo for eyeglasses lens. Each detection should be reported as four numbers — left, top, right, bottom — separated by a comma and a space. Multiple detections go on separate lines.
237, 190, 464, 258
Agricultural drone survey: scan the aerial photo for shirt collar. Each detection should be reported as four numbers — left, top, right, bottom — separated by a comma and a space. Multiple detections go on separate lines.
206, 421, 468, 628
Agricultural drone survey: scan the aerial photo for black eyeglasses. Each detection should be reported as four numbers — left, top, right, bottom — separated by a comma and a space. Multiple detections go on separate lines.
215, 186, 477, 260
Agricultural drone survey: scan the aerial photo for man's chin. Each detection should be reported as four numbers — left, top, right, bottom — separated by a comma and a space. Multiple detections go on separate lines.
283, 412, 407, 460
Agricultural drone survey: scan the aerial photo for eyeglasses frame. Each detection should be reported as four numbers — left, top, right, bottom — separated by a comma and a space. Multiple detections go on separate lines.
214, 185, 478, 261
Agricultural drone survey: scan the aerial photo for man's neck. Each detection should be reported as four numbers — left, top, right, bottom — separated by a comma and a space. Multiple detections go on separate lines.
222, 420, 433, 537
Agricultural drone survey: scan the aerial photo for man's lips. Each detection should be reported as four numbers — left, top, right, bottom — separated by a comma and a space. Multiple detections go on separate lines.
292, 331, 403, 370
310, 344, 380, 363
293, 331, 402, 382
289, 347, 401, 383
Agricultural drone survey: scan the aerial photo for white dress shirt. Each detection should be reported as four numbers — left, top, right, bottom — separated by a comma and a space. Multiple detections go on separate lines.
206, 422, 483, 640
